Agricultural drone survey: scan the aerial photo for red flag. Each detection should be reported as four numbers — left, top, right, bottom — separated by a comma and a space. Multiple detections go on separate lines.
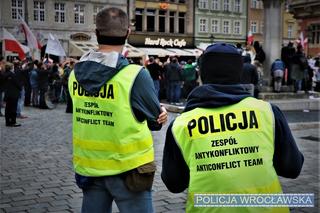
19, 14, 42, 49
3, 28, 28, 60
247, 31, 254, 45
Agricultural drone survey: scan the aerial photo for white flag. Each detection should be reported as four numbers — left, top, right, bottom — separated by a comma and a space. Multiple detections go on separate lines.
45, 33, 66, 56
19, 14, 41, 49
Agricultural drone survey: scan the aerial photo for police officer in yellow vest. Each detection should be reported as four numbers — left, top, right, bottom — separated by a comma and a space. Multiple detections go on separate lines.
161, 43, 304, 213
69, 7, 168, 213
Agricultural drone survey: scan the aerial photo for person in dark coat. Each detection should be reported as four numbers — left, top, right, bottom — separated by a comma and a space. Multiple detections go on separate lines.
281, 42, 295, 85
146, 57, 162, 100
253, 41, 266, 64
37, 62, 50, 109
164, 57, 183, 104
241, 54, 259, 98
3, 62, 22, 127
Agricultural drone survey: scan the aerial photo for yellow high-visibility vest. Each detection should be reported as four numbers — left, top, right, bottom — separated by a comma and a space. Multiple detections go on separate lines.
172, 97, 288, 213
69, 64, 154, 176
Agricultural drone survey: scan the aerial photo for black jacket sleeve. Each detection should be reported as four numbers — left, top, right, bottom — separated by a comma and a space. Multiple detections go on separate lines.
272, 104, 304, 178
161, 121, 189, 193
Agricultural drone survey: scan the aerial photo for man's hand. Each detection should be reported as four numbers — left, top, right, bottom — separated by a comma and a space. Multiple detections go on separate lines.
157, 106, 168, 124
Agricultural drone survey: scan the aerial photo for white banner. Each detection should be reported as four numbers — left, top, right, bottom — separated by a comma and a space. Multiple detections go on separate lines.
45, 33, 66, 56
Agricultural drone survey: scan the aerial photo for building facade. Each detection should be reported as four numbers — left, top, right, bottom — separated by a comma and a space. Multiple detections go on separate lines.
0, 0, 127, 58
127, 0, 199, 59
289, 0, 320, 56
195, 0, 247, 49
247, 0, 264, 44
282, 2, 299, 45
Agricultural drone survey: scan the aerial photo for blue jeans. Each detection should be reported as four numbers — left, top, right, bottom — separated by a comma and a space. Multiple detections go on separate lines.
169, 81, 181, 103
81, 176, 154, 213
16, 87, 25, 116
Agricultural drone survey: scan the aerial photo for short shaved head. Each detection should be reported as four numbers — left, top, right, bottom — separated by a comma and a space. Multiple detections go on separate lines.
96, 7, 128, 37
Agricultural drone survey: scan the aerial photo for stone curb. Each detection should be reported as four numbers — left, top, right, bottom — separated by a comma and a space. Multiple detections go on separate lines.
288, 122, 320, 131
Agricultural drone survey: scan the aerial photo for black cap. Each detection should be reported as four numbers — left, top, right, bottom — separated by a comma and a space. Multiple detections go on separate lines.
200, 43, 243, 84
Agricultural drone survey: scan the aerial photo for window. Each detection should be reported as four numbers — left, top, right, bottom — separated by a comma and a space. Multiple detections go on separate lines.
310, 24, 320, 44
251, 21, 258, 33
223, 20, 230, 34
223, 0, 230, 11
93, 5, 104, 24
199, 18, 208, 33
211, 19, 220, 33
287, 25, 293, 38
74, 4, 85, 24
170, 11, 175, 33
234, 20, 241, 34
159, 10, 166, 32
34, 1, 45, 22
178, 12, 185, 34
251, 0, 259, 9
135, 9, 143, 31
146, 9, 155, 32
11, 0, 23, 20
211, 0, 220, 10
199, 0, 208, 9
54, 3, 65, 23
234, 0, 241, 13
260, 21, 264, 34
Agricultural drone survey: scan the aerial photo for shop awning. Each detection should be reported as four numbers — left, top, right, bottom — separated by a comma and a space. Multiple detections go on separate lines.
166, 48, 203, 57
197, 42, 213, 51
123, 44, 145, 58
138, 48, 175, 57
68, 41, 145, 58
69, 41, 95, 57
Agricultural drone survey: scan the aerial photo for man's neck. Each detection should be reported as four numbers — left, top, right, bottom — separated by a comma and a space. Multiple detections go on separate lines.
97, 44, 124, 54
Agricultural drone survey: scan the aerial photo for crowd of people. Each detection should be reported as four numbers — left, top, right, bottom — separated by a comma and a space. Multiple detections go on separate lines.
280, 42, 320, 93
1, 40, 319, 127
0, 56, 75, 127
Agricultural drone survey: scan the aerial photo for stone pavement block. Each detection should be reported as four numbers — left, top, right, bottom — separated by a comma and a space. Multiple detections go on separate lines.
165, 197, 186, 204
49, 199, 70, 206
0, 204, 11, 208
35, 196, 55, 203
11, 199, 37, 206
54, 195, 72, 201
12, 194, 38, 201
46, 205, 70, 212
3, 206, 29, 212
2, 189, 24, 194
0, 198, 11, 204
155, 206, 169, 212
164, 203, 186, 210
153, 200, 168, 207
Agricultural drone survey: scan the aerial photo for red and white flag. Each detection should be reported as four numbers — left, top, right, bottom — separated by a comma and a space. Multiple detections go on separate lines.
296, 31, 308, 49
19, 14, 42, 49
3, 28, 29, 60
247, 30, 254, 45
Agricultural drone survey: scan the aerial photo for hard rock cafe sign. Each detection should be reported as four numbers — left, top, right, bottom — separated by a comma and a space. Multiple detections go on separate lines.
145, 37, 187, 47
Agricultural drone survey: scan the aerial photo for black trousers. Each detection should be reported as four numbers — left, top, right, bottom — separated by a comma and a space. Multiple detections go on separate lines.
5, 97, 18, 125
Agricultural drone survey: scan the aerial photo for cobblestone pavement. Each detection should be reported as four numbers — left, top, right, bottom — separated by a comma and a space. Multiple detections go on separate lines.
0, 105, 319, 213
